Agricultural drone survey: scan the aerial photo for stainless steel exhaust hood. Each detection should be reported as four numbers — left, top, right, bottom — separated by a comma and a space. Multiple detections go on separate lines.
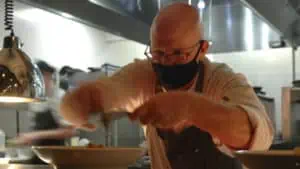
200, 0, 282, 53
241, 0, 300, 47
17, 0, 282, 53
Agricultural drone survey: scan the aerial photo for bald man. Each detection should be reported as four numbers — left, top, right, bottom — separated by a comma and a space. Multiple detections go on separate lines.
60, 2, 274, 169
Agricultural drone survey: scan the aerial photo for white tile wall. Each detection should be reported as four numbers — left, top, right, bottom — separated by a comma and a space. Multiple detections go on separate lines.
210, 47, 300, 133
0, 2, 147, 137
12, 3, 147, 70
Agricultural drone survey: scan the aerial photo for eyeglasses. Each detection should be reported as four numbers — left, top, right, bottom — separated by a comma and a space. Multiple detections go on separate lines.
144, 40, 204, 63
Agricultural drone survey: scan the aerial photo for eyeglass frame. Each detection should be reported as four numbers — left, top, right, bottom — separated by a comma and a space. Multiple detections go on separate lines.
144, 40, 205, 62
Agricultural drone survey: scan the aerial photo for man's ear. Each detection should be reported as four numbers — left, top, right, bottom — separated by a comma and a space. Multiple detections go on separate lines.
197, 40, 210, 61
201, 40, 210, 54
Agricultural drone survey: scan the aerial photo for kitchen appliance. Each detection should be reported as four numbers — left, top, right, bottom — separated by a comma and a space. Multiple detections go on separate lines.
281, 87, 300, 142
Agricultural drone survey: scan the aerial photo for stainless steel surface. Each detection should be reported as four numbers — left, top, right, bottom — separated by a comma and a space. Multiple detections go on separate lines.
241, 0, 300, 46
0, 164, 131, 169
0, 35, 45, 103
200, 1, 281, 53
87, 0, 283, 53
101, 112, 130, 127
100, 112, 129, 147
0, 164, 51, 169
16, 0, 281, 53
83, 113, 143, 147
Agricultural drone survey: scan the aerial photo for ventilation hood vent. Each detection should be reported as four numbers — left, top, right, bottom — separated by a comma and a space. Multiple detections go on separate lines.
18, 0, 283, 53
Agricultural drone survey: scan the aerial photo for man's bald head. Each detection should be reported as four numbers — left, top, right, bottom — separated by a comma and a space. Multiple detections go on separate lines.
150, 2, 203, 49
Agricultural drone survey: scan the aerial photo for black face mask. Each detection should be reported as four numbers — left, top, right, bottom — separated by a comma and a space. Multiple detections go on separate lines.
152, 46, 203, 90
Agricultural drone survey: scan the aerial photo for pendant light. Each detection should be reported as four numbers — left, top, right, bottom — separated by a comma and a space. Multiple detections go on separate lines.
0, 0, 45, 103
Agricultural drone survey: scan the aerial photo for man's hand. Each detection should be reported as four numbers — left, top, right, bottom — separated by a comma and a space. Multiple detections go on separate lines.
60, 82, 103, 129
131, 91, 196, 132
131, 91, 252, 149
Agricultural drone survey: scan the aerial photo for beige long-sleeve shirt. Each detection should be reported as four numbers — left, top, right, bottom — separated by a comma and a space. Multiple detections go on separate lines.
142, 58, 274, 169
76, 57, 274, 169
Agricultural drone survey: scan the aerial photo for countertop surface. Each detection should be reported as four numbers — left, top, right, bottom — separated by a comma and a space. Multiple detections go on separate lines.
0, 164, 51, 169
0, 164, 143, 169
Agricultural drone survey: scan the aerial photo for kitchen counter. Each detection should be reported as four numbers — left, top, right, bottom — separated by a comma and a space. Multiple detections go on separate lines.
0, 164, 51, 169
0, 164, 145, 169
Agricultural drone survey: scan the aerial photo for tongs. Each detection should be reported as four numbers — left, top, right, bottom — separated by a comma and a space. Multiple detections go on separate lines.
99, 111, 130, 128
97, 111, 130, 146
80, 111, 130, 131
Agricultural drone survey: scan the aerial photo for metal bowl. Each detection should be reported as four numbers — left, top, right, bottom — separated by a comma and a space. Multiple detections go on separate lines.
32, 146, 144, 169
235, 150, 300, 169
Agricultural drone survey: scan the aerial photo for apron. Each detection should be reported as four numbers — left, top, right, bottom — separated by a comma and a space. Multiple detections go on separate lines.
156, 63, 243, 169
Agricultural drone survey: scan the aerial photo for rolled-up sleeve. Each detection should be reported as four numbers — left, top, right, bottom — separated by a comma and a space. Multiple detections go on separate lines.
107, 59, 156, 111
222, 74, 274, 151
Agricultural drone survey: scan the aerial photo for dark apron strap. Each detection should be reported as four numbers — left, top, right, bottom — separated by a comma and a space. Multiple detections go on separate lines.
156, 62, 243, 169
195, 62, 205, 93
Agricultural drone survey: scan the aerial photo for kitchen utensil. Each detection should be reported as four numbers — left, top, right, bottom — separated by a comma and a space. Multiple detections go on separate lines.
99, 111, 129, 127
98, 111, 130, 146
32, 146, 143, 169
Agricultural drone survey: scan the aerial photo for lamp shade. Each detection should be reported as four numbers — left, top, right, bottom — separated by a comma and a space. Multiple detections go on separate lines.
0, 35, 45, 103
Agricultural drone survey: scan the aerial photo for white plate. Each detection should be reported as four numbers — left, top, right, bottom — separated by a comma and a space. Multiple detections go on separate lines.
32, 146, 144, 169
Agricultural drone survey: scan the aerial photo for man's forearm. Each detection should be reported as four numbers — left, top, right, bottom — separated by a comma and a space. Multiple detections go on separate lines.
190, 96, 252, 149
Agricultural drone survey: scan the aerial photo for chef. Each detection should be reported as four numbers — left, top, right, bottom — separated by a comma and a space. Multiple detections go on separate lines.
60, 2, 274, 169
12, 61, 75, 164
